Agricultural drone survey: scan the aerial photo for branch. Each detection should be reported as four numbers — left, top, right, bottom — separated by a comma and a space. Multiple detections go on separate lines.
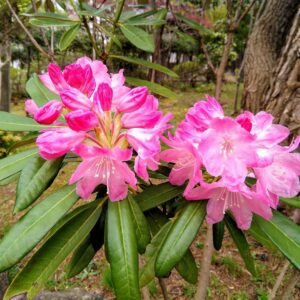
158, 278, 169, 300
31, 0, 53, 59
236, 0, 257, 27
194, 224, 214, 300
5, 0, 49, 58
201, 38, 216, 75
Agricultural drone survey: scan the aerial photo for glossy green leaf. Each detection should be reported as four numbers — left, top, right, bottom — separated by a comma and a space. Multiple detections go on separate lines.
122, 18, 165, 26
0, 172, 20, 186
126, 77, 177, 100
280, 197, 300, 208
0, 185, 79, 272
155, 202, 206, 276
224, 215, 256, 276
26, 73, 60, 106
175, 249, 198, 284
4, 199, 103, 299
28, 12, 80, 27
140, 222, 172, 287
0, 112, 49, 132
79, 3, 110, 17
128, 195, 150, 253
106, 198, 140, 300
15, 156, 64, 213
253, 211, 300, 270
120, 24, 154, 53
175, 13, 211, 34
146, 208, 197, 283
135, 182, 185, 212
66, 237, 96, 278
110, 55, 178, 78
0, 148, 39, 181
213, 221, 224, 251
66, 204, 107, 278
59, 24, 80, 51
247, 218, 276, 251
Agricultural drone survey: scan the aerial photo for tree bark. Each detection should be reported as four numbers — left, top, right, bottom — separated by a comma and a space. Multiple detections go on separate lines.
265, 7, 300, 133
242, 0, 299, 113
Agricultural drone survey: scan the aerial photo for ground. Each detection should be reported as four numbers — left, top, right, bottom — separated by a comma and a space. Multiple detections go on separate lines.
0, 83, 299, 299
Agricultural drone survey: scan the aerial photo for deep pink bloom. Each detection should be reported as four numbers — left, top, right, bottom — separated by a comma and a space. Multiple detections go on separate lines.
116, 86, 148, 113
93, 83, 113, 112
60, 88, 92, 111
186, 181, 272, 230
31, 57, 172, 201
37, 128, 86, 160
70, 145, 137, 201
186, 95, 224, 131
122, 95, 162, 129
65, 110, 99, 131
33, 100, 63, 125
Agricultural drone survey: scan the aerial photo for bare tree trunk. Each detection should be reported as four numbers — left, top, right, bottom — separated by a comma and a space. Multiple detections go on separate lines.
265, 7, 300, 133
0, 11, 11, 112
242, 0, 299, 113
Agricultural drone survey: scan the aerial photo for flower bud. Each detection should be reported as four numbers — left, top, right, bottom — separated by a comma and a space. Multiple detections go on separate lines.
116, 86, 148, 113
65, 110, 99, 131
93, 83, 113, 112
34, 100, 63, 125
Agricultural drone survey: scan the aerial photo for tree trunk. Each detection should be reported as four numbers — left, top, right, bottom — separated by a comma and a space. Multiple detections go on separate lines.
265, 7, 300, 133
242, 0, 299, 113
0, 12, 11, 112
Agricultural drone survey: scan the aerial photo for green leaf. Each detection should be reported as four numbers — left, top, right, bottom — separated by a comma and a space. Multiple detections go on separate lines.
0, 112, 50, 131
106, 198, 140, 300
110, 55, 178, 78
123, 18, 165, 26
175, 13, 211, 34
155, 202, 206, 276
280, 197, 300, 208
175, 250, 198, 284
0, 148, 39, 181
0, 185, 79, 272
4, 199, 104, 299
224, 215, 256, 276
65, 237, 96, 278
128, 195, 150, 253
28, 12, 80, 27
14, 156, 64, 213
213, 221, 224, 251
66, 204, 107, 278
79, 3, 111, 17
26, 73, 60, 106
146, 208, 197, 283
247, 218, 276, 251
59, 24, 80, 51
253, 211, 300, 270
135, 182, 185, 212
120, 24, 154, 53
0, 172, 20, 186
126, 77, 177, 100
140, 222, 172, 287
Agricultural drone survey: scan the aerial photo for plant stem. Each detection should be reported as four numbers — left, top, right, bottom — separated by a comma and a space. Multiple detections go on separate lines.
103, 0, 125, 62
158, 278, 169, 300
194, 224, 214, 300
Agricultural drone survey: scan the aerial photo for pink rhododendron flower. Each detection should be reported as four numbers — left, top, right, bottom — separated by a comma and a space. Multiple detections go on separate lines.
162, 95, 300, 229
30, 57, 172, 201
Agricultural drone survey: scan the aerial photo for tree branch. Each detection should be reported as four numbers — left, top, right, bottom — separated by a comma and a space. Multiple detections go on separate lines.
236, 0, 257, 27
194, 224, 214, 300
5, 0, 49, 58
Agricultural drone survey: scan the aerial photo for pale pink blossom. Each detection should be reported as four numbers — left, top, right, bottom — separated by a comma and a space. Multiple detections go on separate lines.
186, 181, 272, 230
25, 99, 39, 116
70, 145, 137, 201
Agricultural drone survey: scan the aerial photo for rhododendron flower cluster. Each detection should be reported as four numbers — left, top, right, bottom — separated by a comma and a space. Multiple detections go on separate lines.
161, 96, 300, 229
26, 57, 172, 201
